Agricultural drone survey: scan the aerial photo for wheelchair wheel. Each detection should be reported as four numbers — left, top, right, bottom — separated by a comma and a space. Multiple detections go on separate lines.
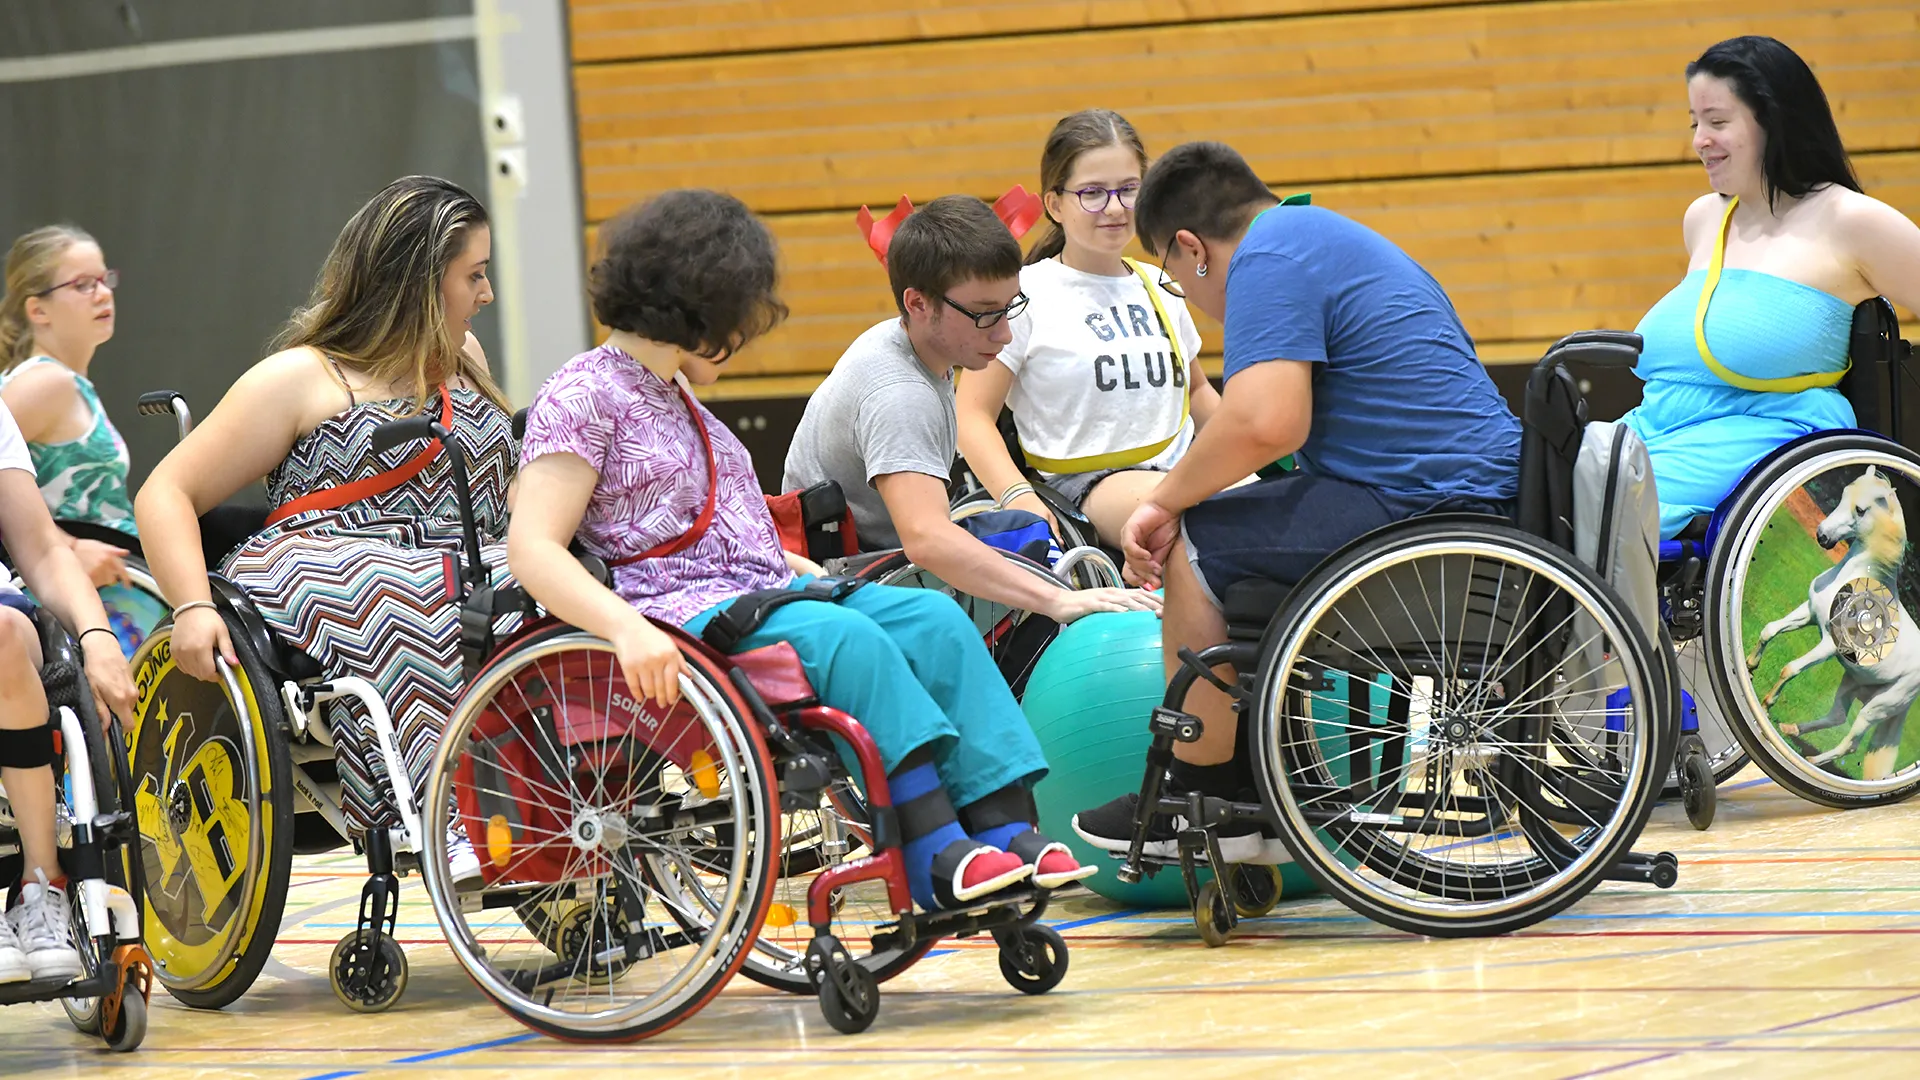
1706, 435, 1920, 808
126, 620, 295, 1009
1251, 519, 1664, 937
421, 627, 779, 1043
857, 549, 1065, 697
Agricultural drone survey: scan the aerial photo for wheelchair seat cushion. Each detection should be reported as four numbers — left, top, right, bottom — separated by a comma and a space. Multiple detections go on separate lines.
731, 641, 818, 708
1222, 577, 1291, 641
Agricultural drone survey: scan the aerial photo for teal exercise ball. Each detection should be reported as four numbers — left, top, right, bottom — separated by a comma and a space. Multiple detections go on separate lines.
1023, 608, 1317, 908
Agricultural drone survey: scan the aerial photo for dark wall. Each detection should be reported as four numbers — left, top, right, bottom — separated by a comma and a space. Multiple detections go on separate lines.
0, 1, 490, 492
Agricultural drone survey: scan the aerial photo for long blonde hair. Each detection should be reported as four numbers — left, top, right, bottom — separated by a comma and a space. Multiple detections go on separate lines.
0, 224, 96, 372
276, 176, 507, 412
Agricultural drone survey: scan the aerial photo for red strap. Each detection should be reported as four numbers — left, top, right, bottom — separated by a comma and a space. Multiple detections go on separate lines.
263, 385, 455, 528
610, 384, 717, 566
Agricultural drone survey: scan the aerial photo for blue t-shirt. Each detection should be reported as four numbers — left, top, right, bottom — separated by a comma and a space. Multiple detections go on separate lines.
1223, 205, 1520, 503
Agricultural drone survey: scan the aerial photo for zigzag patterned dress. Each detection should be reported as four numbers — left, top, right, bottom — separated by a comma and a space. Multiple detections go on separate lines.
222, 388, 518, 832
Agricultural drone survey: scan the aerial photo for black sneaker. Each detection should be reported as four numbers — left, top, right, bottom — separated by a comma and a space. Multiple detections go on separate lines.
1072, 789, 1290, 865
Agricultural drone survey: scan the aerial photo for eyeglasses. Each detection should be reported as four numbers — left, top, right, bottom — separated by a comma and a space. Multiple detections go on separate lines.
942, 292, 1029, 329
1154, 240, 1186, 298
34, 270, 118, 298
1060, 183, 1140, 214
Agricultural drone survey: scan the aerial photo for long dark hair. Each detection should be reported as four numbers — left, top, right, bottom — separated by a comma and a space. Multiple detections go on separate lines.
1688, 36, 1861, 210
1025, 109, 1149, 266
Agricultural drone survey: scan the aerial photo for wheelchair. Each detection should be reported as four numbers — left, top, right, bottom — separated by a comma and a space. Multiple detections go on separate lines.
122, 390, 461, 1014
1114, 332, 1681, 946
1655, 297, 1920, 811
0, 608, 152, 1051
389, 427, 1072, 1039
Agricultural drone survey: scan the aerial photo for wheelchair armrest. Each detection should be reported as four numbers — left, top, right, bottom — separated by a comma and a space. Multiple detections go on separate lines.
796, 480, 848, 530
1029, 481, 1094, 539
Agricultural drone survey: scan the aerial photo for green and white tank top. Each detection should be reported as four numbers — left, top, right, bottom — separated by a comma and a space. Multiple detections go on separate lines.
0, 356, 137, 536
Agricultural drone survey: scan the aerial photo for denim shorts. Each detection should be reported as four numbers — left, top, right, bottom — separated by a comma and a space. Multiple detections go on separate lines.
1046, 465, 1168, 509
1180, 471, 1509, 607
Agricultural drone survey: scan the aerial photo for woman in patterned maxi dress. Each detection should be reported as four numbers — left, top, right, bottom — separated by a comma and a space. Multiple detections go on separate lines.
135, 176, 517, 844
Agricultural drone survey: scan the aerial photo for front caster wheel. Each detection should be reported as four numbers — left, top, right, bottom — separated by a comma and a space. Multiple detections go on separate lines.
811, 936, 879, 1034
330, 932, 409, 1013
103, 991, 147, 1052
1193, 880, 1232, 948
1681, 751, 1717, 831
998, 924, 1068, 995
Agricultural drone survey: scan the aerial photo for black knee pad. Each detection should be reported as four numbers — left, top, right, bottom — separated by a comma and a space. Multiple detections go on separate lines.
0, 723, 56, 769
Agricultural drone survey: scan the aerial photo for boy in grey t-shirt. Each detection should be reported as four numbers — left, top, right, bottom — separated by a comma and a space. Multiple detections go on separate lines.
783, 318, 954, 551
783, 195, 1153, 627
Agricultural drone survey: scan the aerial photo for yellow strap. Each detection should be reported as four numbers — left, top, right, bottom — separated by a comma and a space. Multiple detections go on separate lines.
1022, 260, 1193, 474
1694, 196, 1850, 393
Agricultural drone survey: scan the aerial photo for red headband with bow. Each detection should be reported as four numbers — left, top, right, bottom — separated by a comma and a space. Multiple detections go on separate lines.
854, 185, 1044, 268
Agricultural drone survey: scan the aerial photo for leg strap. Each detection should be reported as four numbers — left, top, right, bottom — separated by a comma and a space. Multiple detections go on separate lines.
958, 784, 1036, 833
895, 786, 959, 843
0, 723, 55, 769
701, 576, 866, 653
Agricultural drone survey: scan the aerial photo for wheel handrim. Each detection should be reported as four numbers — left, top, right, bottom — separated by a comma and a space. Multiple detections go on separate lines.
1257, 533, 1657, 922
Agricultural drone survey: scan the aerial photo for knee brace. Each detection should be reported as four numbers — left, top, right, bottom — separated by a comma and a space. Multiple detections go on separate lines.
0, 723, 56, 769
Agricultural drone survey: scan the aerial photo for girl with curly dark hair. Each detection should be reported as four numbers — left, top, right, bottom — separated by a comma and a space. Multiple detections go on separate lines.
509, 189, 1096, 912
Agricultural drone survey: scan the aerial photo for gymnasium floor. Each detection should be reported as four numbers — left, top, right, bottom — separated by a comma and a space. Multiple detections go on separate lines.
6, 769, 1919, 1078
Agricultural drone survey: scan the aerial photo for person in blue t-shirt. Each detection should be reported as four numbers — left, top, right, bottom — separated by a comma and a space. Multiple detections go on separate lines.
1073, 141, 1522, 861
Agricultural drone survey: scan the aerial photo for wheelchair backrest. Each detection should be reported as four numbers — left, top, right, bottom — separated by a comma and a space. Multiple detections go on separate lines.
1842, 298, 1914, 450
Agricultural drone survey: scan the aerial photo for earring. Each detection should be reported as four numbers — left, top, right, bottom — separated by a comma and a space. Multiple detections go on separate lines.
1196, 264, 1208, 277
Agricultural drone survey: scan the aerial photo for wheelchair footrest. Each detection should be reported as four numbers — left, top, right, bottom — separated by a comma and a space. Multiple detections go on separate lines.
0, 969, 118, 1007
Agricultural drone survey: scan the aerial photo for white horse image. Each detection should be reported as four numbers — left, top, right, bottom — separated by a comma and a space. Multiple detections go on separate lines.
1747, 467, 1920, 780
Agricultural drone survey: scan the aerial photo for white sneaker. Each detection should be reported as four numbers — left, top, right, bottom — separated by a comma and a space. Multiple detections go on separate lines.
8, 870, 84, 982
448, 831, 484, 892
0, 912, 30, 983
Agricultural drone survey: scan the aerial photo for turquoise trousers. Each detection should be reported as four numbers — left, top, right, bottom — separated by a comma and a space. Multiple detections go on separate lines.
684, 578, 1046, 807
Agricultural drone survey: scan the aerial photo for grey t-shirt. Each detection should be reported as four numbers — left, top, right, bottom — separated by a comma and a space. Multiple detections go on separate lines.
783, 319, 955, 550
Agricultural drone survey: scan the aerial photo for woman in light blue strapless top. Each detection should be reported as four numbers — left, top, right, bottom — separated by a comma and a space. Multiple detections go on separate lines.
1621, 36, 1920, 539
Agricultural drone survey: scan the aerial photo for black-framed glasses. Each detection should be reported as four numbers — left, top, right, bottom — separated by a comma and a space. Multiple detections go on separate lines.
1154, 241, 1186, 299
34, 269, 118, 298
1060, 183, 1140, 214
942, 292, 1029, 329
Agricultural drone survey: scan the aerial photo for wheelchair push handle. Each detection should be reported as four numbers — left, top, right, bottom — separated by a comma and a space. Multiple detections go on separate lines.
369, 416, 490, 598
1537, 333, 1644, 374
136, 389, 194, 443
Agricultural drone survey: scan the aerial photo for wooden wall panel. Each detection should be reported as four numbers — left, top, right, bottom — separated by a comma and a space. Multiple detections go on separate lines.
569, 0, 1458, 63
638, 153, 1920, 380
574, 0, 1920, 218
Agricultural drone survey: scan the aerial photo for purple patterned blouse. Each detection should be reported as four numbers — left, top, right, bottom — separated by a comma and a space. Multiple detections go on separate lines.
519, 345, 792, 625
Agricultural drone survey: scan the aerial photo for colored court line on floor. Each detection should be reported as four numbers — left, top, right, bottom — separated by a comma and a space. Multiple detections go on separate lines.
1555, 989, 1920, 1078
302, 1032, 541, 1080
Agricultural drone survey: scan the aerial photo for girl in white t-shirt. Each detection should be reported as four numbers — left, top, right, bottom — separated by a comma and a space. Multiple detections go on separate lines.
957, 109, 1221, 548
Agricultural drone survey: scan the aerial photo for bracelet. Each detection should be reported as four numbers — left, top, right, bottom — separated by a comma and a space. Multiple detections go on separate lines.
78, 627, 118, 646
996, 482, 1036, 509
172, 600, 218, 619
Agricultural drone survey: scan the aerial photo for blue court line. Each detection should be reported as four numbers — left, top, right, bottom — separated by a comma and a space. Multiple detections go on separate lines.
300, 1033, 540, 1080
1721, 776, 1776, 791
1050, 909, 1139, 932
